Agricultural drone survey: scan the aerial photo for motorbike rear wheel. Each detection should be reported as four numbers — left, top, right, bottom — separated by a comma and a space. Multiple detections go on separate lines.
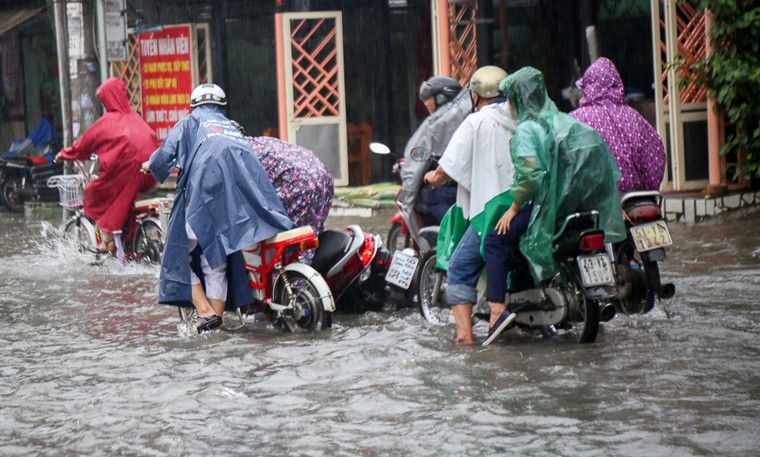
415, 249, 451, 324
1, 178, 26, 213
63, 216, 98, 254
272, 270, 331, 331
132, 218, 164, 263
386, 222, 410, 253
615, 240, 658, 314
574, 294, 600, 343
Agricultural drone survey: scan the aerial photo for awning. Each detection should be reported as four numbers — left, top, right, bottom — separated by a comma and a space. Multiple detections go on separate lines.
0, 7, 45, 38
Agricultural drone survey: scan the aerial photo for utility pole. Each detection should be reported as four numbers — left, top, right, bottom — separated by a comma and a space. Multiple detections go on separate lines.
65, 0, 101, 141
52, 0, 72, 148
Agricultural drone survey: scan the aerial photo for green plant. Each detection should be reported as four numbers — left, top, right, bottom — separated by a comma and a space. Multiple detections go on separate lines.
687, 1, 760, 181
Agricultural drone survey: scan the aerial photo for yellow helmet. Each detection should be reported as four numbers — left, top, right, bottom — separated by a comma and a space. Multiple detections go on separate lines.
468, 66, 508, 99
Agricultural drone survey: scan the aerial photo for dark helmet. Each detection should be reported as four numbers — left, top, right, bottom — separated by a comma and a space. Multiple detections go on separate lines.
419, 76, 462, 108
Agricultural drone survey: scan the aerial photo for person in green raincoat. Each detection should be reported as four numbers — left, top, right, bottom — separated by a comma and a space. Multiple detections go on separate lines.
487, 67, 626, 328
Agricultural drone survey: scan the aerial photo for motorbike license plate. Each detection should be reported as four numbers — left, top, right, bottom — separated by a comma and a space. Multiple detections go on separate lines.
577, 254, 614, 287
630, 220, 673, 252
386, 250, 419, 290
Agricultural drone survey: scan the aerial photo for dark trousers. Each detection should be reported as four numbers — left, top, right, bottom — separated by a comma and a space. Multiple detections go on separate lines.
483, 204, 532, 303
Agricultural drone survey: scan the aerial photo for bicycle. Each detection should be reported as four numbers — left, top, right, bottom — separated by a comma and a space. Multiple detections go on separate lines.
47, 159, 172, 263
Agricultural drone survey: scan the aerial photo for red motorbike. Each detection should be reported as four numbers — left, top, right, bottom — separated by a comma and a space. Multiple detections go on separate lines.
310, 224, 392, 313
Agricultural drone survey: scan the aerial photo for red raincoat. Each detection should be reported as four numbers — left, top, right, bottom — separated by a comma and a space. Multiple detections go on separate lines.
60, 78, 157, 232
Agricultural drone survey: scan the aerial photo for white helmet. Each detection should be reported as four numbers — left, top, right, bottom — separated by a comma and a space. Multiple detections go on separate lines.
468, 66, 508, 99
190, 83, 227, 108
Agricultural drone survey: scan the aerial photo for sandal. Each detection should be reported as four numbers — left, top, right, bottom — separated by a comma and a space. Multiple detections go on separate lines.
97, 239, 116, 254
195, 315, 223, 333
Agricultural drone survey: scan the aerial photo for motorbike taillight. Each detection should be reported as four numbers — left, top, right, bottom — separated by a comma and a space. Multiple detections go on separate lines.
579, 233, 605, 252
626, 204, 661, 221
359, 235, 376, 265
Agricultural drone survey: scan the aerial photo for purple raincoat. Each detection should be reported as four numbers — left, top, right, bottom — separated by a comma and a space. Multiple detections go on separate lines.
570, 58, 665, 193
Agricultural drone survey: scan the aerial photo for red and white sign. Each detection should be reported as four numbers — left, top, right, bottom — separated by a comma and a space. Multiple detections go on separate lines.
138, 25, 193, 142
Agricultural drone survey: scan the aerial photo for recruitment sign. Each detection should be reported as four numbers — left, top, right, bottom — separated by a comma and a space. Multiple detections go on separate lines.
138, 25, 193, 142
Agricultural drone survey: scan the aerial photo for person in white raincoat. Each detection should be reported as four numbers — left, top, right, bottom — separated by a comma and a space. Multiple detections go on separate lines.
424, 66, 518, 344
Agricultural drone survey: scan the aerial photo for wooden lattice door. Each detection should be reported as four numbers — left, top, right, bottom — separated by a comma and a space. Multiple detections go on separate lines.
279, 12, 348, 186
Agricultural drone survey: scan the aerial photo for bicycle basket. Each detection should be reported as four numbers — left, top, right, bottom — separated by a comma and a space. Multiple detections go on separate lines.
47, 174, 86, 211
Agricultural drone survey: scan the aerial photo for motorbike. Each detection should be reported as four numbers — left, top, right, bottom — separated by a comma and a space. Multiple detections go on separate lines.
1, 118, 60, 212
1, 156, 62, 212
180, 225, 336, 333
370, 143, 445, 306
370, 142, 443, 256
415, 210, 618, 345
310, 224, 392, 313
611, 191, 675, 314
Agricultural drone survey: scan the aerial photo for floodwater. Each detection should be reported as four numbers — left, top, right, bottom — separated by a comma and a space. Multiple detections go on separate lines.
1, 207, 759, 456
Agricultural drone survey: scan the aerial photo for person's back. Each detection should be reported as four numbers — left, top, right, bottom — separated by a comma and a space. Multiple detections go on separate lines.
247, 135, 334, 237
570, 57, 665, 193
57, 77, 156, 257
502, 66, 626, 283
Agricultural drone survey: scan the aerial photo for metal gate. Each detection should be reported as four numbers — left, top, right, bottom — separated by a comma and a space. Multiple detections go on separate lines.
276, 12, 348, 186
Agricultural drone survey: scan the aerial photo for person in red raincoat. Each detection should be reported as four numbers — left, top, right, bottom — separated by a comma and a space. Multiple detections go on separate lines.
55, 77, 157, 259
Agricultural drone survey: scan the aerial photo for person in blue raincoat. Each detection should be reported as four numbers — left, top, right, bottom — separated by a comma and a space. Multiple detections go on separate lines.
141, 84, 294, 332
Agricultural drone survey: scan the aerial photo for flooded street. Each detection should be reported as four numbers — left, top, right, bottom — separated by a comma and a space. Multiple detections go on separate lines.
1, 207, 759, 456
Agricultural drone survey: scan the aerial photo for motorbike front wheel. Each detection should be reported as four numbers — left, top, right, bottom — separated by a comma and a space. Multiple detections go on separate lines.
1, 178, 26, 213
415, 249, 451, 324
63, 216, 98, 254
132, 218, 164, 263
272, 270, 331, 331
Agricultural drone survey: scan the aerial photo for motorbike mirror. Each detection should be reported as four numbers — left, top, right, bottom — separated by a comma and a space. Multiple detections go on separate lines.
409, 147, 431, 162
369, 142, 391, 155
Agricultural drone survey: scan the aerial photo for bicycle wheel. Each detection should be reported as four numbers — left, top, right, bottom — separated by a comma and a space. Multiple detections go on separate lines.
415, 248, 451, 324
63, 216, 98, 254
132, 218, 164, 263
272, 269, 330, 331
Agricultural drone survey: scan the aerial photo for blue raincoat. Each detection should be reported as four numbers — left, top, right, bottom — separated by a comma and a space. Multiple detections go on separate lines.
148, 105, 294, 308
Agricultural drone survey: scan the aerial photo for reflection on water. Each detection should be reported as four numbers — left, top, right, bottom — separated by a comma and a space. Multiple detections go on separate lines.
1, 209, 759, 456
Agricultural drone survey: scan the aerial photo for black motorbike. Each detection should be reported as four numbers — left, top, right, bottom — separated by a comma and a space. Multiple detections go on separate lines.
416, 210, 617, 345
611, 191, 675, 314
0, 156, 62, 212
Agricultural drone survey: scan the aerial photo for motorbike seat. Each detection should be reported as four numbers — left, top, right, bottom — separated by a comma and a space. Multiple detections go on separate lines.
311, 229, 352, 275
264, 226, 314, 244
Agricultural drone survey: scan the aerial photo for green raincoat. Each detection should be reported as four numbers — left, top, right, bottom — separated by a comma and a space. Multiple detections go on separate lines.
501, 67, 626, 283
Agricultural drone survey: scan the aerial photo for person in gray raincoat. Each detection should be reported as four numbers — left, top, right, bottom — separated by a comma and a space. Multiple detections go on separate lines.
396, 76, 472, 247
142, 84, 294, 332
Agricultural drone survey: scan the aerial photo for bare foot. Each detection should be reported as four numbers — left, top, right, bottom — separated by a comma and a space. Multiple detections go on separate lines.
453, 335, 475, 344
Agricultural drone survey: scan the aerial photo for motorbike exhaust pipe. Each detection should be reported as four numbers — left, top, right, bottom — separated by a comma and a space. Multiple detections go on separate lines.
659, 283, 676, 299
600, 303, 616, 322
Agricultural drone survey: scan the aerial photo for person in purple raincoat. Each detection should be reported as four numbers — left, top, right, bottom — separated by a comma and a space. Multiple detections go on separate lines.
570, 57, 666, 193
245, 136, 334, 243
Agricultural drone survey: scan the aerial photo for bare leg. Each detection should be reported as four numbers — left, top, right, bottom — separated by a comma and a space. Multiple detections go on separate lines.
489, 302, 507, 327
452, 303, 474, 344
191, 283, 216, 318
208, 299, 225, 317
